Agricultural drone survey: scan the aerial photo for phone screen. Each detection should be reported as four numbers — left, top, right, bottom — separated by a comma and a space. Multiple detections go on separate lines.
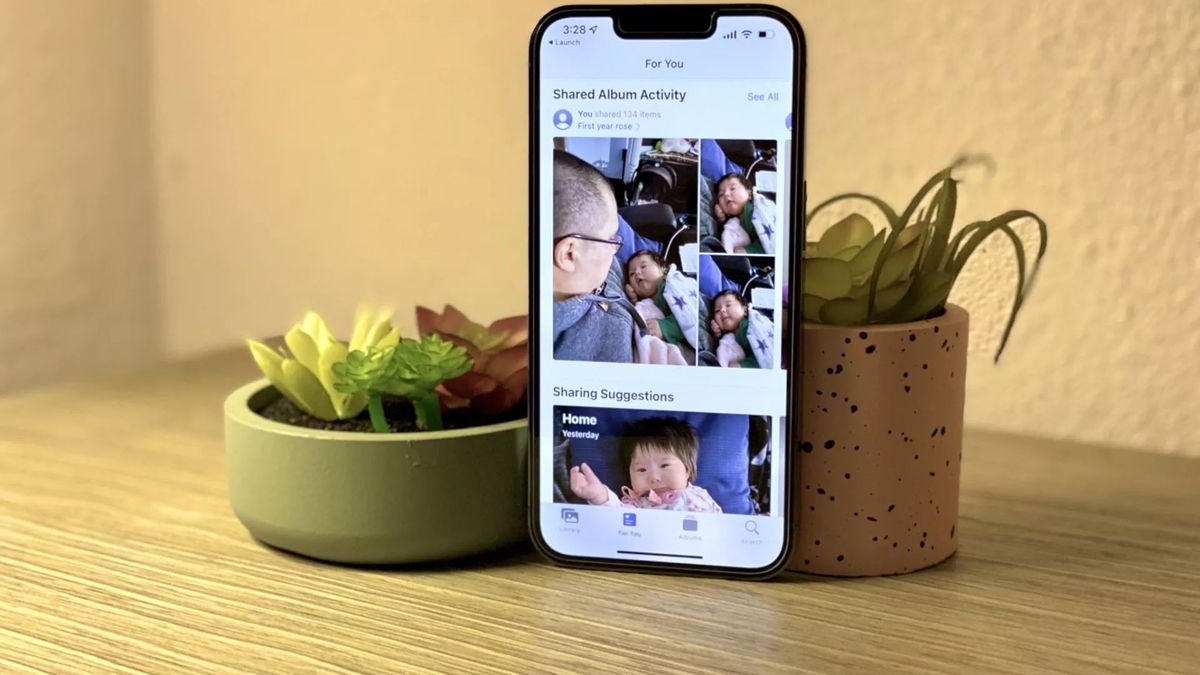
531, 9, 802, 573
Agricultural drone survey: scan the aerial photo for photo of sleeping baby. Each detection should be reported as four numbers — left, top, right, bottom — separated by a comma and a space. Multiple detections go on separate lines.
552, 406, 773, 515
698, 139, 779, 255
551, 138, 702, 366
696, 255, 776, 369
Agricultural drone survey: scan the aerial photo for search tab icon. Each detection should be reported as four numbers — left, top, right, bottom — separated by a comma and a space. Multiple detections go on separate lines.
745, 520, 759, 535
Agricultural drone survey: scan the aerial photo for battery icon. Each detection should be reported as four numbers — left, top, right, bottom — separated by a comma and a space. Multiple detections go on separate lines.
758, 30, 775, 38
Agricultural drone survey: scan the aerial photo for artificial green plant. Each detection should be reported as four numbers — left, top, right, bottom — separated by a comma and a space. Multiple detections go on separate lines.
331, 334, 472, 433
246, 307, 400, 421
802, 156, 1047, 361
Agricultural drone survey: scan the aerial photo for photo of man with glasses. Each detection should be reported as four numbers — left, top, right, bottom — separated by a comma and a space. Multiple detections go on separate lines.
551, 149, 686, 365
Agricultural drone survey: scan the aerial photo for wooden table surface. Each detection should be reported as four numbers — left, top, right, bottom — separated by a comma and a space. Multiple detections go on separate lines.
1, 349, 1197, 674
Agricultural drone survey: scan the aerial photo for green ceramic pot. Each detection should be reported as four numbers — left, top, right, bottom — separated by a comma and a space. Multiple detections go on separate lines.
224, 380, 529, 564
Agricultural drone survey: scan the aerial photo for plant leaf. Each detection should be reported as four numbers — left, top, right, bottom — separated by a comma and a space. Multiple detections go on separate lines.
896, 220, 928, 248
415, 306, 441, 336
362, 318, 393, 348
348, 309, 372, 351
470, 367, 529, 416
439, 304, 470, 333
281, 359, 338, 421
830, 245, 862, 261
847, 229, 887, 281
803, 258, 853, 299
817, 214, 876, 256
873, 279, 913, 315
819, 296, 869, 325
482, 342, 530, 382
432, 331, 483, 360
315, 340, 352, 418
873, 271, 955, 324
951, 211, 1047, 362
376, 326, 401, 350
247, 339, 286, 386
443, 372, 498, 398
918, 179, 958, 277
864, 226, 904, 315
801, 294, 825, 322
876, 231, 924, 288
942, 219, 989, 270
384, 335, 474, 398
488, 315, 529, 348
285, 325, 321, 374
895, 156, 986, 226
301, 311, 334, 347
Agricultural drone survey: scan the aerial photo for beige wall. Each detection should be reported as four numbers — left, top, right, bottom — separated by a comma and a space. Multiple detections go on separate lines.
3, 1, 1196, 454
796, 0, 1199, 456
150, 0, 537, 347
0, 0, 159, 393
149, 0, 1199, 455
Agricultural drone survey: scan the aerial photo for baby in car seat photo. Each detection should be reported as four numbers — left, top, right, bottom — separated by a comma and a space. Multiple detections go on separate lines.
713, 172, 763, 255
710, 290, 758, 369
624, 250, 685, 346
568, 416, 723, 512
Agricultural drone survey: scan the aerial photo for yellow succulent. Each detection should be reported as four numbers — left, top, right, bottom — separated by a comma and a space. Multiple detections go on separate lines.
246, 307, 400, 421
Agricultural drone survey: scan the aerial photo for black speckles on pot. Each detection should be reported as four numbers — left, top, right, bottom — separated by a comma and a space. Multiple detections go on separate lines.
792, 305, 967, 576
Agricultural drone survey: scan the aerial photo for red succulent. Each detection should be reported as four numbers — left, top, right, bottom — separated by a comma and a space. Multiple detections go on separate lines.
416, 305, 529, 417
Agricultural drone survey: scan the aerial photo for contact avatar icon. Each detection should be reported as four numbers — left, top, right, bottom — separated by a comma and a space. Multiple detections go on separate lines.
553, 109, 573, 130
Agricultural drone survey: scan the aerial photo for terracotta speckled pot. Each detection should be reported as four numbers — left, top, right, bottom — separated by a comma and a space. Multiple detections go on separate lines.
788, 304, 968, 576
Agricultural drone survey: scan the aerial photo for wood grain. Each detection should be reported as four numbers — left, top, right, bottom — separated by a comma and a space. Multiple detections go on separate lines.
1, 349, 1197, 673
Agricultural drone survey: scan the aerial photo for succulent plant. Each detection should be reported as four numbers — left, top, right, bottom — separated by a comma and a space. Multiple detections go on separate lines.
416, 305, 529, 416
803, 157, 1047, 362
332, 334, 473, 432
246, 308, 400, 421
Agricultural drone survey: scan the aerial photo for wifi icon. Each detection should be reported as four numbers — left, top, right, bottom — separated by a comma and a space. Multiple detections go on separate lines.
741, 29, 753, 38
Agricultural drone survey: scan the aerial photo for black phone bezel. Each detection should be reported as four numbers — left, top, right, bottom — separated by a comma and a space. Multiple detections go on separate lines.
527, 4, 807, 580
